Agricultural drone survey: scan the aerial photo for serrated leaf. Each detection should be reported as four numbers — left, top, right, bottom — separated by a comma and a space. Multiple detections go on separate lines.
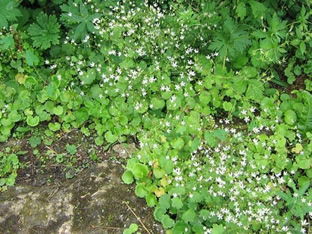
249, 1, 267, 18
172, 197, 183, 209
298, 91, 312, 135
161, 215, 175, 229
135, 183, 147, 198
0, 34, 15, 50
28, 12, 60, 49
246, 80, 264, 100
0, 0, 21, 28
159, 194, 170, 209
171, 138, 184, 150
130, 163, 149, 179
211, 224, 225, 234
24, 50, 39, 66
154, 207, 166, 221
236, 2, 246, 20
182, 208, 196, 223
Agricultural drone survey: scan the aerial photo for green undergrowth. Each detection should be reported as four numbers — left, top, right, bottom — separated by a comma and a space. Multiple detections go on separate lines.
0, 0, 312, 233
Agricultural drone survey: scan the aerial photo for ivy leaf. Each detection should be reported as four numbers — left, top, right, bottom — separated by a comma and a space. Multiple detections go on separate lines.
28, 12, 60, 50
0, 0, 21, 29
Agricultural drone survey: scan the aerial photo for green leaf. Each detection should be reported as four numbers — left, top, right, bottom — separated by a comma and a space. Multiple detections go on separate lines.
29, 136, 41, 148
0, 34, 15, 50
159, 194, 170, 209
171, 138, 184, 150
0, 0, 21, 28
8, 110, 21, 122
128, 224, 138, 232
182, 208, 196, 223
211, 224, 225, 234
246, 80, 264, 100
122, 170, 134, 184
28, 12, 60, 50
209, 18, 251, 58
249, 1, 267, 18
154, 207, 166, 221
298, 176, 310, 196
135, 183, 147, 198
236, 2, 246, 20
205, 132, 218, 147
284, 110, 297, 125
161, 215, 175, 229
105, 131, 118, 143
153, 167, 165, 179
48, 122, 61, 131
151, 97, 165, 109
80, 68, 96, 85
24, 50, 39, 66
53, 106, 64, 116
298, 91, 312, 135
131, 163, 149, 179
146, 193, 157, 207
171, 197, 183, 209
26, 116, 40, 127
66, 144, 77, 155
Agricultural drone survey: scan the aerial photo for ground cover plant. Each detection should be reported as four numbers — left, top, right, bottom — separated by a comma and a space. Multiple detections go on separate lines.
0, 0, 312, 233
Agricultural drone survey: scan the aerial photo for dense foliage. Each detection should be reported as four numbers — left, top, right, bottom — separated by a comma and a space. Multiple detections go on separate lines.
0, 0, 312, 233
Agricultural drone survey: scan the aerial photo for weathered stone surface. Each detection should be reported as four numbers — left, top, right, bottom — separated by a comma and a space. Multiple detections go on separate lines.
0, 161, 163, 234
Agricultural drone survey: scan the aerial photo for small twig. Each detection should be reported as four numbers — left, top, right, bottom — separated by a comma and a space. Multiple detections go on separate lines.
122, 201, 153, 234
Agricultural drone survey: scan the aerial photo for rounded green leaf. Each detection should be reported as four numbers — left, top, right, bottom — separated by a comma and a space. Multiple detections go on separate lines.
1, 118, 13, 127
159, 194, 170, 209
128, 224, 138, 232
48, 122, 61, 131
284, 110, 297, 125
26, 116, 40, 127
182, 208, 196, 223
154, 207, 166, 221
146, 193, 157, 207
153, 168, 165, 179
151, 97, 165, 109
8, 111, 22, 122
161, 215, 175, 229
105, 131, 118, 143
135, 183, 147, 197
53, 106, 64, 116
131, 163, 149, 179
171, 138, 184, 150
171, 197, 183, 209
122, 170, 134, 184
